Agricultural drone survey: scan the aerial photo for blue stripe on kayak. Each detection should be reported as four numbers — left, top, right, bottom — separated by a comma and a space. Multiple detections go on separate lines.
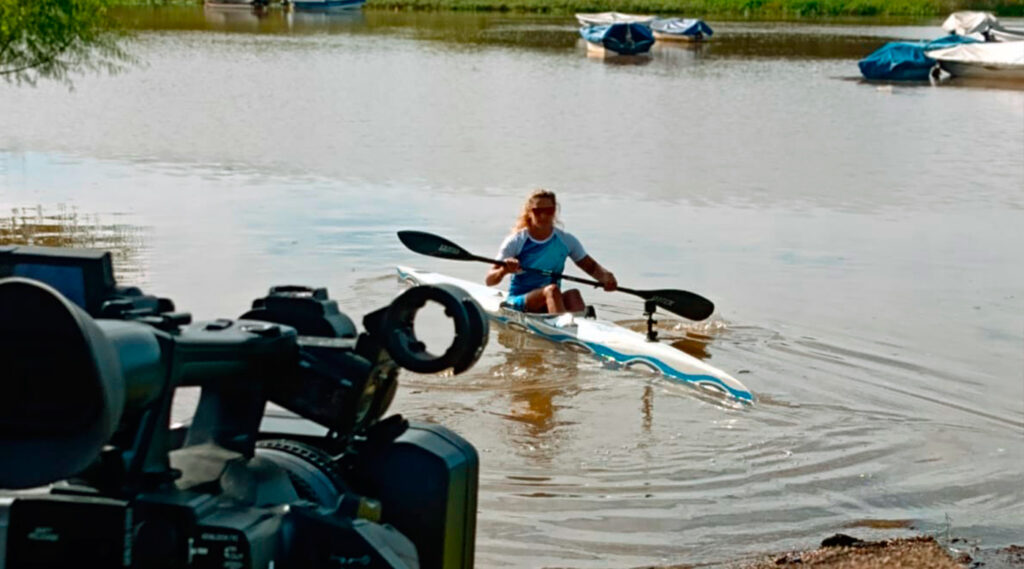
523, 322, 754, 403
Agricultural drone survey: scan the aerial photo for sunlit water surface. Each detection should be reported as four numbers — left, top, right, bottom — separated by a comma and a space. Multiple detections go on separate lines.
1, 8, 1022, 567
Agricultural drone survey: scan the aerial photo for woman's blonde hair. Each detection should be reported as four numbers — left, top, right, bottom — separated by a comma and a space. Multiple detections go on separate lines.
513, 188, 558, 231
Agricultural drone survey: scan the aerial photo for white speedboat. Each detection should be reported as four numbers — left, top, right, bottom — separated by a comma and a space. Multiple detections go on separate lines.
942, 11, 1024, 42
397, 266, 754, 404
927, 41, 1024, 82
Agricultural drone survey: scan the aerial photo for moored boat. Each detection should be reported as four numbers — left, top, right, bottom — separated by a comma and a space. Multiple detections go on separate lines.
926, 41, 1024, 82
579, 22, 656, 56
289, 0, 366, 9
857, 35, 978, 81
396, 266, 754, 404
942, 11, 1024, 42
650, 18, 713, 42
575, 11, 655, 26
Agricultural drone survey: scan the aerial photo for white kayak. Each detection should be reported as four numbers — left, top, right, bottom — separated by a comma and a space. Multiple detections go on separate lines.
397, 266, 754, 404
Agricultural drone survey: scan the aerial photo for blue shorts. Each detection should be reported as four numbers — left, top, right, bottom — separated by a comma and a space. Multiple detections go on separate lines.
505, 292, 529, 311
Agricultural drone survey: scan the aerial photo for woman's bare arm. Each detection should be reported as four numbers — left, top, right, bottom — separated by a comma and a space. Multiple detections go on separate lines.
575, 256, 617, 291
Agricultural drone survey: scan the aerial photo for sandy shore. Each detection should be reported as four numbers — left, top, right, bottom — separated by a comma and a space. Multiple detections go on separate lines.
696, 535, 1024, 569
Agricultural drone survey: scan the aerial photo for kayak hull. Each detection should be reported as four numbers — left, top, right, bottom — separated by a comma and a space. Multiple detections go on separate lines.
397, 266, 754, 404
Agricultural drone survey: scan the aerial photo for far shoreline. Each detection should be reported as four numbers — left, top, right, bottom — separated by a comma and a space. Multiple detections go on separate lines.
121, 0, 1024, 18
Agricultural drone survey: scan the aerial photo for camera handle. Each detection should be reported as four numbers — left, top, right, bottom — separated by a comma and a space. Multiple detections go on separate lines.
177, 320, 299, 457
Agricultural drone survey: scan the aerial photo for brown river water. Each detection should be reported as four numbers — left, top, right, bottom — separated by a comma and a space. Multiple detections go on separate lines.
1, 7, 1022, 567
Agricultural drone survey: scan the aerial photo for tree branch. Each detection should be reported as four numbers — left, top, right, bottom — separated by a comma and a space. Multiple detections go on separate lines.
0, 36, 76, 77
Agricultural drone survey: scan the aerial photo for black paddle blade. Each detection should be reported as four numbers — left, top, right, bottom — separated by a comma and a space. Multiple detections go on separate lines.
397, 230, 473, 260
637, 289, 715, 321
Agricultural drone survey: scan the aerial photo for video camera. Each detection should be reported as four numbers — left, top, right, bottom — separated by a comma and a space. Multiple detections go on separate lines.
0, 245, 489, 569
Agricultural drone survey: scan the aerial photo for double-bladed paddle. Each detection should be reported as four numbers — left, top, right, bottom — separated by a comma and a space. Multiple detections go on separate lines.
397, 230, 715, 321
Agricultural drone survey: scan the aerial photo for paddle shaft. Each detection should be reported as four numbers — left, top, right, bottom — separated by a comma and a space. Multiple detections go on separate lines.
467, 253, 616, 290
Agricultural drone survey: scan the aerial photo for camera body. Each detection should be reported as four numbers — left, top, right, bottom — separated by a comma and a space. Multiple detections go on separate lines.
0, 245, 488, 569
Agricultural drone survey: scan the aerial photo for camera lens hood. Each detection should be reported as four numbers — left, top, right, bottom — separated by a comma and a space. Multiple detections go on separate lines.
0, 278, 126, 489
382, 284, 488, 375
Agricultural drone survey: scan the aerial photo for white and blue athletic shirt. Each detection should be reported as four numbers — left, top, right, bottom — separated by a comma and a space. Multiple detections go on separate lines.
496, 228, 588, 296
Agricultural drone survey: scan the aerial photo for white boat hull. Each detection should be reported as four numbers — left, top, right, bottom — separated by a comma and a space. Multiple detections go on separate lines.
939, 60, 1024, 81
584, 41, 652, 58
397, 266, 754, 404
927, 41, 1024, 82
652, 31, 706, 42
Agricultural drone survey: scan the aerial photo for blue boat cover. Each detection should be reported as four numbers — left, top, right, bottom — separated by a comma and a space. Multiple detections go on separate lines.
858, 35, 979, 81
580, 22, 655, 55
650, 18, 713, 38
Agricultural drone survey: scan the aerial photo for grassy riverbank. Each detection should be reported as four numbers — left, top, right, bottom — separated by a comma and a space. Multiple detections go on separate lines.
120, 0, 1024, 17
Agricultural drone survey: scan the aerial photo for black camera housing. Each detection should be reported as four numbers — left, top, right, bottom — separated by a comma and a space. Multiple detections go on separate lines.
0, 245, 486, 569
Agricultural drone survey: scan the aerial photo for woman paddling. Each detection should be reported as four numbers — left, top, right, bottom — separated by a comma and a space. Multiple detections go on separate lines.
485, 189, 618, 314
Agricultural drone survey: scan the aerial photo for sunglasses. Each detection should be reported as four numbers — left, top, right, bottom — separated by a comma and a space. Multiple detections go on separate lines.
531, 206, 556, 216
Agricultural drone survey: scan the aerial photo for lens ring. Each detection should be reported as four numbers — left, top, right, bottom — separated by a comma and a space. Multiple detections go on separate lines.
452, 294, 488, 374
382, 284, 485, 374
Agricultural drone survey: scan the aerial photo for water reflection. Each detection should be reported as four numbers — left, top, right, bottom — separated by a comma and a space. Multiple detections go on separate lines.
121, 5, 368, 35
641, 383, 653, 432
708, 28, 881, 59
118, 7, 944, 59
202, 4, 275, 32
650, 40, 712, 65
0, 205, 148, 285
853, 75, 1024, 93
126, 6, 571, 48
670, 334, 712, 360
488, 327, 580, 463
285, 8, 366, 30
